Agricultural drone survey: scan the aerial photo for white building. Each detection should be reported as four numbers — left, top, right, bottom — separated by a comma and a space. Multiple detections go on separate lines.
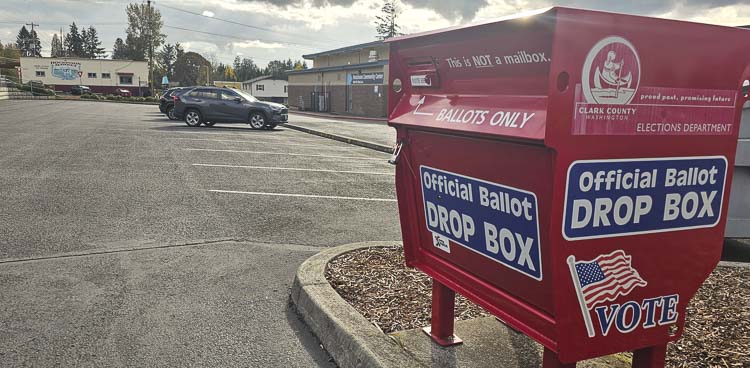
19, 57, 149, 95
241, 75, 288, 104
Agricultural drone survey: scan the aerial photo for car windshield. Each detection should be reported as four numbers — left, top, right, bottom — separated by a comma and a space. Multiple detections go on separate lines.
234, 90, 258, 102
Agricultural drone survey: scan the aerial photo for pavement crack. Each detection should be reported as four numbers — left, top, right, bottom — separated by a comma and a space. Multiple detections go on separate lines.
0, 238, 237, 265
0, 238, 329, 265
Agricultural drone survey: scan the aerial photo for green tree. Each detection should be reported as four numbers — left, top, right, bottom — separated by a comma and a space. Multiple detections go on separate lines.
29, 29, 41, 57
1, 42, 20, 59
264, 60, 287, 80
233, 56, 261, 82
125, 2, 165, 85
64, 22, 85, 57
112, 38, 128, 59
213, 62, 226, 81
124, 33, 144, 60
15, 26, 31, 56
173, 51, 210, 86
51, 33, 64, 57
157, 43, 178, 78
375, 0, 402, 40
175, 42, 184, 60
82, 26, 104, 58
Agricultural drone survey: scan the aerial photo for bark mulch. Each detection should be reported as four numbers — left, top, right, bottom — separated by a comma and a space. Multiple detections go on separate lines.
325, 246, 749, 368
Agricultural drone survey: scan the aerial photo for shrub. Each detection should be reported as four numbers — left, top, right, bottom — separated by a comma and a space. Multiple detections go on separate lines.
17, 84, 56, 96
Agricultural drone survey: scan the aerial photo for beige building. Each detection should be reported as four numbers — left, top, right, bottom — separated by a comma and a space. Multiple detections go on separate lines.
287, 41, 388, 118
19, 57, 149, 95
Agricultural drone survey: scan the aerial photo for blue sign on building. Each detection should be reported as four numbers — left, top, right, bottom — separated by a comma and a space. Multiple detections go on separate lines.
420, 166, 542, 280
563, 156, 727, 240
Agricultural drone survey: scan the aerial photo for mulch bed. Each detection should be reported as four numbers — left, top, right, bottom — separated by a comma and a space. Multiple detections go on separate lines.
326, 246, 749, 367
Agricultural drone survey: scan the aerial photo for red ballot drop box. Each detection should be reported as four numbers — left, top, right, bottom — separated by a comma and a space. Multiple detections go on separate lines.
386, 7, 750, 367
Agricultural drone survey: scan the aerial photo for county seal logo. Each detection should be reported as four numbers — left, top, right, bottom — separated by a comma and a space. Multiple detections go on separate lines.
582, 36, 641, 105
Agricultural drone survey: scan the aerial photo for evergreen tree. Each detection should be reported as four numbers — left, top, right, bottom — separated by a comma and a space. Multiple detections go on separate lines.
125, 33, 144, 61
157, 43, 177, 78
264, 59, 296, 80
64, 22, 85, 57
375, 0, 402, 40
83, 26, 104, 58
233, 57, 261, 82
15, 26, 31, 56
112, 38, 128, 59
28, 29, 41, 57
51, 33, 64, 57
175, 42, 184, 60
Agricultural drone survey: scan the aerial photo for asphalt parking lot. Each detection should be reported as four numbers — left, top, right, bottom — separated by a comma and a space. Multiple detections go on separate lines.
0, 100, 401, 366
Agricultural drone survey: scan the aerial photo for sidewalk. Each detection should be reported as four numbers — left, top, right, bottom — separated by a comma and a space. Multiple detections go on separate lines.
286, 112, 396, 152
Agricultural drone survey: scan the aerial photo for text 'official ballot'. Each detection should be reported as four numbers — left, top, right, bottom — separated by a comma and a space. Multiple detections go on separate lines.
563, 157, 727, 240
421, 166, 542, 280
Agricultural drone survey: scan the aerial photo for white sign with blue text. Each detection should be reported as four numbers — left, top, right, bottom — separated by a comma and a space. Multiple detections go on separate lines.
563, 156, 727, 240
420, 166, 542, 280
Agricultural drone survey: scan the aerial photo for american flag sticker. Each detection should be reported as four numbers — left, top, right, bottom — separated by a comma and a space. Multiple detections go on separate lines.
567, 250, 647, 337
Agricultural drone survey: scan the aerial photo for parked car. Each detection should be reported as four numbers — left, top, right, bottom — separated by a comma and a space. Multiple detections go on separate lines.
159, 87, 190, 120
114, 88, 132, 97
174, 87, 288, 129
70, 85, 91, 95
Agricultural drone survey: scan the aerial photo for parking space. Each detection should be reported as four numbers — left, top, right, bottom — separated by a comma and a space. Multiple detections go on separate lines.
0, 100, 399, 259
0, 100, 400, 366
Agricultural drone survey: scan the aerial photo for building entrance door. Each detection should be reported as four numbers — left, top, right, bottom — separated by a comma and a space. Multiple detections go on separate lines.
311, 91, 330, 112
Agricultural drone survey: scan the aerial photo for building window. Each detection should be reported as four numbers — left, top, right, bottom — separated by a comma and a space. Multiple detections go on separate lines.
284, 85, 287, 93
102, 73, 111, 79
119, 75, 133, 85
256, 84, 264, 91
35, 71, 45, 77
88, 73, 97, 78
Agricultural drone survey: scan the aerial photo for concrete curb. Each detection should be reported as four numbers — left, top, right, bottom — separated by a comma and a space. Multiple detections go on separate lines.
290, 110, 387, 123
291, 242, 425, 368
282, 123, 395, 154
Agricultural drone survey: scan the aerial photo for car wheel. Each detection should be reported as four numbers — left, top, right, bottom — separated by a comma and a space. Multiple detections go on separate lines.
184, 109, 203, 127
248, 112, 267, 130
167, 105, 178, 120
203, 121, 216, 127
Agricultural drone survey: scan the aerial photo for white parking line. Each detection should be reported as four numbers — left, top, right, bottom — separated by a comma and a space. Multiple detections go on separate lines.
193, 163, 394, 175
99, 127, 314, 138
184, 148, 386, 160
168, 137, 346, 149
209, 190, 397, 202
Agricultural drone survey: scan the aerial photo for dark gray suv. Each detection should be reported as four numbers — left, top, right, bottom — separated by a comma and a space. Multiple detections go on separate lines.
174, 87, 288, 129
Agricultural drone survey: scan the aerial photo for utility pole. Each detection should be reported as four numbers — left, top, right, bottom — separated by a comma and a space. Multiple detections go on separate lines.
147, 0, 154, 95
25, 22, 40, 57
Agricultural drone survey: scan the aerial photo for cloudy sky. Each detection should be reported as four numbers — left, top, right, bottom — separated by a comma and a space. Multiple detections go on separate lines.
1, 0, 749, 67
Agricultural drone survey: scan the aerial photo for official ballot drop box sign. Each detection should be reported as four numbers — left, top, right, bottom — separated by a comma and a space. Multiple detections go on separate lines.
386, 7, 750, 363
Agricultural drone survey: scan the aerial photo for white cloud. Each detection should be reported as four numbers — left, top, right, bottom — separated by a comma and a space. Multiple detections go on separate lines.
658, 4, 750, 26
202, 10, 216, 17
232, 40, 285, 49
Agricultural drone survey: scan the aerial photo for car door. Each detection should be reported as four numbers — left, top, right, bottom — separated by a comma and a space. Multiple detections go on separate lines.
219, 90, 248, 123
186, 89, 221, 120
